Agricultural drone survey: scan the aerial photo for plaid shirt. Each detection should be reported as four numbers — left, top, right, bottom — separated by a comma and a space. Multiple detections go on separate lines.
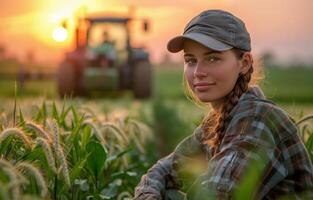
134, 86, 313, 200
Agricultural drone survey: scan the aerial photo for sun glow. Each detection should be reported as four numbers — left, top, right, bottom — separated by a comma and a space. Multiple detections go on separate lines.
52, 27, 68, 42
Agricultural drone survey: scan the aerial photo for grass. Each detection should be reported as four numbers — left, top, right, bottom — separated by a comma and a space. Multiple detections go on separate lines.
261, 67, 313, 104
0, 79, 56, 98
0, 64, 312, 104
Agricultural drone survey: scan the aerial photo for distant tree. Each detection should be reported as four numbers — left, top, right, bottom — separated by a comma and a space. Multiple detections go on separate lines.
288, 57, 308, 68
260, 51, 276, 68
26, 49, 35, 64
0, 44, 6, 60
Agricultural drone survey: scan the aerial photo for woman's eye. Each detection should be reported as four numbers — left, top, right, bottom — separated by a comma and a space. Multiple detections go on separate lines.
185, 58, 197, 65
206, 57, 220, 62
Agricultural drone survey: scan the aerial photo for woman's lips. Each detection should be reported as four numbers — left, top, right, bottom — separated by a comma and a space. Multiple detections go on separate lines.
194, 82, 216, 91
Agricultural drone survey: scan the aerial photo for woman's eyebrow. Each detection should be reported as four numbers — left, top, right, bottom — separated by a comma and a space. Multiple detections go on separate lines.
184, 51, 221, 57
183, 53, 194, 57
203, 50, 221, 55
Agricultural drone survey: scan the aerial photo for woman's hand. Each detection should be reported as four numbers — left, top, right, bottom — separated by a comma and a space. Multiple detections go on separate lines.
133, 127, 204, 200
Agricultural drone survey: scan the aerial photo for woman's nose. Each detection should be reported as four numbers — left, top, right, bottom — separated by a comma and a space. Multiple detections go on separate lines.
194, 63, 208, 78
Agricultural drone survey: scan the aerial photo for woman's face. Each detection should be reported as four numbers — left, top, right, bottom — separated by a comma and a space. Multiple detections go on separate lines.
183, 39, 244, 108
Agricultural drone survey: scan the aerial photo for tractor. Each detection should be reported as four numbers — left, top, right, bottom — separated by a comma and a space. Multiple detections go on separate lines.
57, 13, 152, 98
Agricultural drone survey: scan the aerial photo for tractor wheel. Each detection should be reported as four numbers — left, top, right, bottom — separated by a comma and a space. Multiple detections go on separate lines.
57, 61, 77, 98
133, 60, 152, 99
119, 64, 131, 90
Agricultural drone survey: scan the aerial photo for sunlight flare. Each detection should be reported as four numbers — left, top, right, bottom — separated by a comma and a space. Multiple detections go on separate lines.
52, 27, 68, 42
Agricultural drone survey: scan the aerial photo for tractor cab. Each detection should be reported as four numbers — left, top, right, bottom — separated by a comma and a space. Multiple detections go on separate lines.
81, 17, 131, 68
58, 14, 152, 98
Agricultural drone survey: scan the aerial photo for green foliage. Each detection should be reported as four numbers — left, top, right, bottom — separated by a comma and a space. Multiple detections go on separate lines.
261, 67, 313, 104
86, 141, 107, 179
0, 100, 155, 199
297, 115, 313, 161
153, 97, 192, 155
0, 79, 56, 98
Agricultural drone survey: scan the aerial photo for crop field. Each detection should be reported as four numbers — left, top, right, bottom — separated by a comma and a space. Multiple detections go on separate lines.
0, 65, 312, 199
0, 98, 158, 199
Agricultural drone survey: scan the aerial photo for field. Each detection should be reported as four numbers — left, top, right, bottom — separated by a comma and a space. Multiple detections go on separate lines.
1, 66, 313, 152
0, 65, 313, 199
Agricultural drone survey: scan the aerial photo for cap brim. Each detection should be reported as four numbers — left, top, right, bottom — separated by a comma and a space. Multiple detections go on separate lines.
167, 32, 233, 53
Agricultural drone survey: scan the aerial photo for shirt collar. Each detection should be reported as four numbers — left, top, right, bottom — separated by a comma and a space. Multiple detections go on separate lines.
238, 85, 266, 102
228, 85, 275, 119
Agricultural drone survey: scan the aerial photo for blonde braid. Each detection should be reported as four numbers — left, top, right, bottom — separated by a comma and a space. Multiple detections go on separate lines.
201, 57, 254, 155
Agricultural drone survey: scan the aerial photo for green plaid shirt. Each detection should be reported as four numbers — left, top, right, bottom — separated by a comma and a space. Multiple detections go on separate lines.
134, 86, 313, 200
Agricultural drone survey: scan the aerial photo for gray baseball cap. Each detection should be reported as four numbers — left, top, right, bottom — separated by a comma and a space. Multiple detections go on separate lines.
167, 9, 251, 53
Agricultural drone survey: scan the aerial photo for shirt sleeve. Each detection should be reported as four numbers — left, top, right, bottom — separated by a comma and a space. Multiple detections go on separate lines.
187, 114, 277, 199
133, 126, 205, 199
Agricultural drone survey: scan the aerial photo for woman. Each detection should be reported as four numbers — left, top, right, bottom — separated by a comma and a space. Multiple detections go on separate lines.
133, 9, 313, 199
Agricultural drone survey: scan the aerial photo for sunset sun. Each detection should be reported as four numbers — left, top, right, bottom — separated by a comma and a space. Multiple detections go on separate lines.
52, 27, 68, 42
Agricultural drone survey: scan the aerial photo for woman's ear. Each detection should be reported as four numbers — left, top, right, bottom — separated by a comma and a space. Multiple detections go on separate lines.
240, 52, 253, 75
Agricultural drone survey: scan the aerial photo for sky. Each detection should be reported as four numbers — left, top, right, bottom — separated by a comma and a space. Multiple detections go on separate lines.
0, 0, 313, 65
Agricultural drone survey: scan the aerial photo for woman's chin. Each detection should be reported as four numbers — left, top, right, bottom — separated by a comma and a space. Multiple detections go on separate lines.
196, 95, 214, 103
196, 93, 222, 103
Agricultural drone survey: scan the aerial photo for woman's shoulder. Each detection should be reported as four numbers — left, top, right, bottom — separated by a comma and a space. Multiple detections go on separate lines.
230, 86, 298, 136
232, 86, 289, 118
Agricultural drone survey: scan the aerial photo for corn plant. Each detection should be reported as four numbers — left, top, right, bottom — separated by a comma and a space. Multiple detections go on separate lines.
296, 114, 313, 161
0, 99, 154, 200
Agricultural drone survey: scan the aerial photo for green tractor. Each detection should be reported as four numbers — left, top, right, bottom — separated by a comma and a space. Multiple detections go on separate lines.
57, 14, 152, 98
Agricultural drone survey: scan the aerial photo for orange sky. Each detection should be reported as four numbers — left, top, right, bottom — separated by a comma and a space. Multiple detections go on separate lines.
0, 0, 313, 65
